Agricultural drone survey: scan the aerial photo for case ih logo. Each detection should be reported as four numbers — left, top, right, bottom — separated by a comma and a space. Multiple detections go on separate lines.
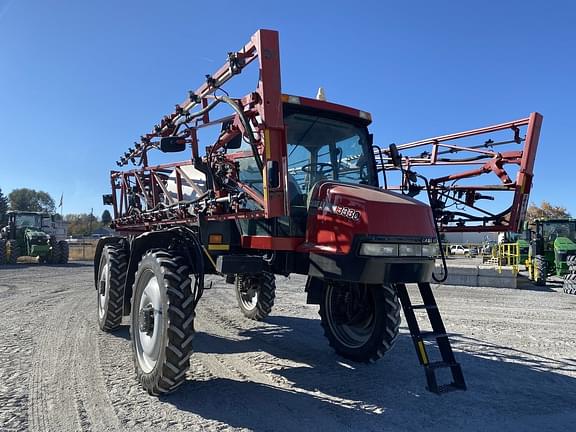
334, 205, 361, 222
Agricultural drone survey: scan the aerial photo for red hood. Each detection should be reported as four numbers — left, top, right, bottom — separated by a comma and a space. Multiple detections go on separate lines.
300, 182, 437, 254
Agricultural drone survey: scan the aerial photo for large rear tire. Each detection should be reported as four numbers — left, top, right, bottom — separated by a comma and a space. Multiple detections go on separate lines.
131, 250, 196, 395
0, 239, 5, 264
319, 281, 401, 363
58, 241, 69, 264
534, 255, 547, 286
564, 278, 576, 295
97, 245, 128, 332
48, 243, 61, 264
5, 240, 19, 264
235, 272, 276, 321
567, 255, 576, 271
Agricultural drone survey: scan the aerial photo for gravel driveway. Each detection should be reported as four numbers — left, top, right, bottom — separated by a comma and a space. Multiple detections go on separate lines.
0, 263, 575, 431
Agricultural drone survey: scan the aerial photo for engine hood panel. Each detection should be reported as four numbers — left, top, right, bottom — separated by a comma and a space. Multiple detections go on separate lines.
301, 182, 437, 254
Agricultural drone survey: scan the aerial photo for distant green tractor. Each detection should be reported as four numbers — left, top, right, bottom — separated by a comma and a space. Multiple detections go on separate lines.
0, 211, 69, 265
527, 219, 576, 285
516, 238, 530, 269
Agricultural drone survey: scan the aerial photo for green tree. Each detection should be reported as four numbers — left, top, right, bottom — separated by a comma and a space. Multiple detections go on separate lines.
8, 188, 56, 212
65, 213, 102, 237
526, 201, 571, 223
0, 188, 8, 223
101, 209, 112, 224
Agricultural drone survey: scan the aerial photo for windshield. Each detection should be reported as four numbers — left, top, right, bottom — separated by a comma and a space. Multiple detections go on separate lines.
285, 111, 374, 207
15, 214, 42, 228
542, 221, 576, 241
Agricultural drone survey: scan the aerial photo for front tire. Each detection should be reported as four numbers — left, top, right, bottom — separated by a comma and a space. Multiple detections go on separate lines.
319, 281, 401, 363
534, 255, 547, 286
5, 240, 19, 264
48, 243, 61, 264
97, 245, 128, 331
235, 272, 276, 321
131, 250, 196, 395
0, 239, 5, 264
58, 241, 69, 264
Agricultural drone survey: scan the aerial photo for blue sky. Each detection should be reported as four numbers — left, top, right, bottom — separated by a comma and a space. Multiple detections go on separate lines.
0, 0, 575, 218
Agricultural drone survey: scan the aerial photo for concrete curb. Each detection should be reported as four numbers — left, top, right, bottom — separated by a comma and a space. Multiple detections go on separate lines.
435, 264, 517, 288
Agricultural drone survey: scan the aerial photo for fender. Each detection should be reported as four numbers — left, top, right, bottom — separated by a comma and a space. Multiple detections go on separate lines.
305, 276, 324, 305
122, 228, 204, 315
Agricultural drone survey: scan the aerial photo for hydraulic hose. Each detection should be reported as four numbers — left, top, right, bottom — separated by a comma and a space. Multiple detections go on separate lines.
416, 173, 448, 283
214, 94, 263, 173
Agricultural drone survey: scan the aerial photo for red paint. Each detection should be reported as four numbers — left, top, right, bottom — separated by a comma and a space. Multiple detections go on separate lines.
300, 182, 436, 255
241, 236, 303, 250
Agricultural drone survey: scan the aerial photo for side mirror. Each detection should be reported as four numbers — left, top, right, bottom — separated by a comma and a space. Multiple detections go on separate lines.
226, 134, 242, 150
221, 120, 242, 151
267, 160, 280, 189
160, 136, 186, 153
102, 194, 114, 205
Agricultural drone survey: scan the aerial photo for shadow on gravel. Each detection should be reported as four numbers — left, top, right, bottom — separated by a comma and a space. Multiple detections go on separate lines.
167, 315, 576, 431
516, 274, 560, 292
162, 377, 360, 431
107, 324, 131, 341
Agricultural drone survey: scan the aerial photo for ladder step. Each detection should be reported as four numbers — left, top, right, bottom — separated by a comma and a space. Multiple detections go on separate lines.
419, 331, 448, 340
410, 304, 438, 310
426, 361, 458, 370
433, 383, 465, 394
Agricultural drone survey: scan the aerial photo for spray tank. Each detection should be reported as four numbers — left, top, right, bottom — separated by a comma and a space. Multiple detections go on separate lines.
165, 165, 207, 203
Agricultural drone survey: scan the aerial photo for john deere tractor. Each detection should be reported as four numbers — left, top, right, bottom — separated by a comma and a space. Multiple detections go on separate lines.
527, 219, 576, 285
0, 211, 69, 265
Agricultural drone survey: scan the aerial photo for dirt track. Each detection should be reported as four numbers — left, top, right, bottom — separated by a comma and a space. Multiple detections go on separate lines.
0, 263, 575, 431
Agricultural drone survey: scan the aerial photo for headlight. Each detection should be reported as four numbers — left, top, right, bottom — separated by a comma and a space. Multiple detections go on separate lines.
399, 244, 422, 256
422, 243, 439, 257
359, 243, 398, 257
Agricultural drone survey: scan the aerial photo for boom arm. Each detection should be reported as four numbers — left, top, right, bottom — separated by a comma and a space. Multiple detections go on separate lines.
374, 112, 543, 232
108, 29, 288, 231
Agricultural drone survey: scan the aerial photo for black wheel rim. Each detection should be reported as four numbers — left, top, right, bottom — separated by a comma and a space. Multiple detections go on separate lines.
325, 284, 375, 349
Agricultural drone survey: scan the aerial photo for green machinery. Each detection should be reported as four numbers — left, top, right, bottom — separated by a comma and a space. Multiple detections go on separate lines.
527, 219, 576, 285
0, 211, 69, 265
516, 238, 530, 268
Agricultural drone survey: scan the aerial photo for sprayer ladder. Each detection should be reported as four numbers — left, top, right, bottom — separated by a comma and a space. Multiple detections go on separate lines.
395, 282, 466, 394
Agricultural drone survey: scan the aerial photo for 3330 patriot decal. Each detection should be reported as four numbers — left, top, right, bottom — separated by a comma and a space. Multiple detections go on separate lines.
309, 199, 362, 222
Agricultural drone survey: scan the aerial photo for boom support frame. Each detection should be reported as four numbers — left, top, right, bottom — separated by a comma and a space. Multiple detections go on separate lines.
374, 112, 542, 232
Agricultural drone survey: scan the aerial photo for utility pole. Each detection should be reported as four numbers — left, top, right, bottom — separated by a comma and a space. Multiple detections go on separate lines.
89, 207, 93, 236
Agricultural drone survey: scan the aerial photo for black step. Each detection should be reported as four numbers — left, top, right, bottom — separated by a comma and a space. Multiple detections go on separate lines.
419, 331, 448, 340
433, 383, 466, 394
410, 304, 438, 310
426, 361, 458, 370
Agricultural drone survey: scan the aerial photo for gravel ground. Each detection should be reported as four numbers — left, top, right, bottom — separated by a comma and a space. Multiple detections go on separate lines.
0, 262, 575, 431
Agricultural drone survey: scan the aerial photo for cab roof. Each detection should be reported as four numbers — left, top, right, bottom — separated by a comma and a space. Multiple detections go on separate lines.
281, 94, 372, 124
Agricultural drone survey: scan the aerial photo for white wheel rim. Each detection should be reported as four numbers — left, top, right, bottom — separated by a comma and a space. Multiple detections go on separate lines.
135, 270, 163, 373
98, 262, 109, 320
239, 283, 258, 311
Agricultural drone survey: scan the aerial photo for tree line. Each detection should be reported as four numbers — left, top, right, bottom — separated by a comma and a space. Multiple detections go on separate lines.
0, 188, 112, 237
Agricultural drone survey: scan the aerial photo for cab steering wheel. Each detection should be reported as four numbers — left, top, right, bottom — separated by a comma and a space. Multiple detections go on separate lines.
301, 162, 333, 176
